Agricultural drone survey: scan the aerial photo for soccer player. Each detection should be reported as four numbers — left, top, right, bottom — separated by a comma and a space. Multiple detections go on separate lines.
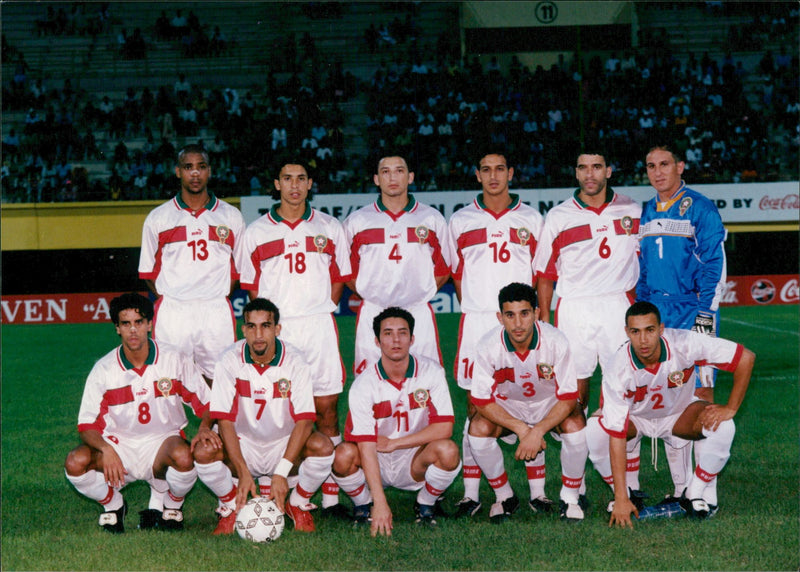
193, 298, 335, 534
332, 307, 462, 536
586, 301, 755, 528
64, 293, 219, 533
532, 151, 642, 499
238, 160, 350, 515
469, 282, 588, 522
637, 144, 727, 500
343, 154, 451, 375
447, 150, 543, 517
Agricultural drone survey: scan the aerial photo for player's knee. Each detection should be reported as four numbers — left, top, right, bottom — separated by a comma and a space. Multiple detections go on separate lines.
560, 410, 587, 434
467, 414, 495, 438
435, 439, 461, 470
192, 439, 222, 464
64, 445, 91, 475
170, 442, 194, 471
306, 431, 334, 457
332, 442, 358, 476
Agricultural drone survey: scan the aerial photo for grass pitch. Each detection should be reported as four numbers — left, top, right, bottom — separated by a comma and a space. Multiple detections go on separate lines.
1, 305, 797, 571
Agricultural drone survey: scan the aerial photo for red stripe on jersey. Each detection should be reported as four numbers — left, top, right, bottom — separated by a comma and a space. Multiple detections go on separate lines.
493, 367, 515, 384
349, 228, 385, 277
407, 228, 449, 277
540, 224, 593, 280
372, 401, 392, 419
244, 239, 285, 290
305, 235, 335, 256
668, 367, 694, 388
105, 386, 135, 405
510, 227, 538, 259
613, 217, 641, 235
209, 225, 235, 248
236, 378, 252, 398
140, 226, 188, 280
453, 228, 488, 278
344, 412, 377, 442
697, 343, 744, 373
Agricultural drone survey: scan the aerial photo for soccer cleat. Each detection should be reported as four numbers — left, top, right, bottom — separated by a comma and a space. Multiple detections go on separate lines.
433, 497, 449, 518
352, 503, 372, 527
159, 508, 185, 531
286, 502, 316, 532
657, 494, 682, 506
528, 496, 554, 514
679, 493, 714, 520
414, 501, 438, 527
578, 494, 589, 512
138, 508, 162, 530
320, 503, 351, 520
454, 497, 482, 518
629, 489, 649, 511
559, 500, 585, 522
212, 506, 236, 535
99, 500, 128, 534
489, 495, 520, 524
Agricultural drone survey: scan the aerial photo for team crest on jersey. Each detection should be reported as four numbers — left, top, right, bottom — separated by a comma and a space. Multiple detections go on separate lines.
414, 225, 429, 244
668, 371, 685, 387
157, 377, 173, 397
277, 378, 291, 398
679, 197, 693, 216
215, 225, 231, 243
413, 388, 430, 408
537, 363, 554, 380
517, 227, 531, 246
313, 234, 328, 253
621, 216, 633, 235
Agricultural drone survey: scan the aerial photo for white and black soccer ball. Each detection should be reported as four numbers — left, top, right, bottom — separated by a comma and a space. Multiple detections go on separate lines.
235, 497, 284, 543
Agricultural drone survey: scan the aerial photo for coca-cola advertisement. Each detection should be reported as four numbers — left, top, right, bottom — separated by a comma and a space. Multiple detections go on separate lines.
720, 274, 800, 306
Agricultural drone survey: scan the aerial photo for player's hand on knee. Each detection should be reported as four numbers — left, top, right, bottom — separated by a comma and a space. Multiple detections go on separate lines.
698, 403, 735, 432
236, 473, 259, 511
190, 426, 222, 453
515, 427, 545, 461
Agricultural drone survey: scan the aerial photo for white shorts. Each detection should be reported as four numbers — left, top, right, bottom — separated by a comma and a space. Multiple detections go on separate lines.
153, 296, 236, 378
377, 446, 423, 491
454, 311, 501, 390
278, 313, 345, 397
239, 434, 292, 478
555, 292, 632, 379
104, 431, 182, 484
494, 395, 561, 428
629, 409, 693, 450
353, 300, 442, 375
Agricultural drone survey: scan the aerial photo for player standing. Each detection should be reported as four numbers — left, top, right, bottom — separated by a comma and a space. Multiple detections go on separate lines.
193, 298, 334, 534
238, 161, 350, 516
64, 293, 220, 532
332, 307, 461, 536
586, 301, 755, 527
637, 145, 727, 501
343, 154, 451, 375
447, 151, 543, 517
469, 282, 588, 522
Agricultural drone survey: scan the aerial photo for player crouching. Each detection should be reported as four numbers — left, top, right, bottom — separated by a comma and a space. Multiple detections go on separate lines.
468, 282, 589, 523
587, 301, 755, 528
193, 298, 334, 534
332, 307, 462, 536
65, 293, 219, 533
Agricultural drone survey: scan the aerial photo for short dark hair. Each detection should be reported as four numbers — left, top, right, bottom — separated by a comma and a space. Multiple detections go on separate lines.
647, 144, 683, 163
110, 293, 154, 325
243, 297, 280, 324
625, 301, 661, 325
376, 154, 410, 174
373, 306, 415, 338
270, 161, 313, 201
477, 150, 512, 169
577, 149, 609, 165
177, 143, 210, 166
498, 282, 538, 311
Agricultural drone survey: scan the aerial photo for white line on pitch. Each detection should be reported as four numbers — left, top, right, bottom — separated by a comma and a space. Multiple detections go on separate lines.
721, 317, 800, 336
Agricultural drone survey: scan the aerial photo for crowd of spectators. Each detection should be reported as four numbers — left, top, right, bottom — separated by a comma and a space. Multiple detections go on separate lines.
2, 2, 797, 203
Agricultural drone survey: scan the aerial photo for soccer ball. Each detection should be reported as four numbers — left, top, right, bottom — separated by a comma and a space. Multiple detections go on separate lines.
235, 497, 284, 543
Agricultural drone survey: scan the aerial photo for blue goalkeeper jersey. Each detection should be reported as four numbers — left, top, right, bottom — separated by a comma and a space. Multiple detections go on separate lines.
636, 182, 726, 316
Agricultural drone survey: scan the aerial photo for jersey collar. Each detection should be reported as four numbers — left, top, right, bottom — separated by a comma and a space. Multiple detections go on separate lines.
377, 355, 417, 389
476, 193, 520, 214
573, 188, 614, 212
175, 192, 218, 214
629, 337, 668, 369
376, 193, 416, 214
655, 181, 687, 212
501, 324, 539, 353
269, 202, 312, 223
244, 338, 284, 367
118, 339, 157, 370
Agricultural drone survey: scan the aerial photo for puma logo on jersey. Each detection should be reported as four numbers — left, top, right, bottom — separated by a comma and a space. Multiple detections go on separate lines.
491, 231, 504, 238
595, 225, 608, 232
390, 233, 401, 239
191, 229, 203, 236
288, 240, 300, 248
254, 388, 267, 395
519, 372, 533, 379
136, 389, 148, 396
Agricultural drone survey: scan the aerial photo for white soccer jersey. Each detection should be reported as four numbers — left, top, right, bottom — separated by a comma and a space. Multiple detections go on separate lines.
239, 204, 351, 317
77, 339, 210, 442
599, 328, 744, 438
345, 355, 455, 442
343, 195, 451, 308
139, 194, 245, 300
210, 339, 316, 448
471, 323, 578, 424
532, 189, 641, 299
448, 194, 543, 313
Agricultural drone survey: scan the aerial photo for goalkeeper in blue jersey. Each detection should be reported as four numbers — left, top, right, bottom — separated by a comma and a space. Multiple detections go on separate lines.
637, 144, 727, 504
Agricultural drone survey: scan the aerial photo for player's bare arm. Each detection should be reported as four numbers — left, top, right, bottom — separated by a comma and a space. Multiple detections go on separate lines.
345, 278, 360, 298
376, 421, 453, 454
473, 401, 543, 460
144, 279, 160, 298
435, 272, 451, 291
270, 418, 314, 512
217, 419, 257, 510
357, 441, 393, 537
79, 429, 127, 488
699, 348, 755, 431
453, 278, 462, 302
331, 281, 344, 305
536, 278, 555, 325
190, 411, 221, 453
609, 434, 638, 528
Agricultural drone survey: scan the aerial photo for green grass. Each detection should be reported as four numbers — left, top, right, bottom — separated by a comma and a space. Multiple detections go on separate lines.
1, 306, 798, 571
